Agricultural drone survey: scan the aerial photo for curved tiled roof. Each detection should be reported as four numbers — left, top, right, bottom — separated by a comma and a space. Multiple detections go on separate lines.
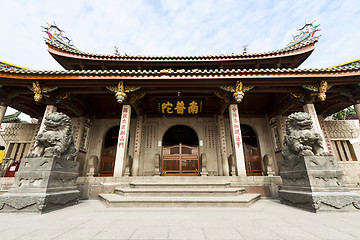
45, 37, 318, 62
1, 62, 359, 78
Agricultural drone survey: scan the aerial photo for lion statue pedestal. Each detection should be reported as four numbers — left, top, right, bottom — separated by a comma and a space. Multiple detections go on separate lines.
279, 112, 360, 212
0, 112, 80, 213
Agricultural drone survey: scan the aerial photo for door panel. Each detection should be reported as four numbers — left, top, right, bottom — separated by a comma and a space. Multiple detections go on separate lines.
162, 144, 199, 176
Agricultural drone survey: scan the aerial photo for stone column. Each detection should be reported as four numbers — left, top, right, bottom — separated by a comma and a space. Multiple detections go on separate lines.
229, 104, 247, 176
217, 115, 229, 176
29, 105, 57, 153
354, 103, 360, 124
132, 116, 142, 176
318, 115, 334, 155
0, 105, 7, 130
73, 117, 86, 152
113, 105, 131, 177
275, 115, 286, 148
303, 103, 328, 152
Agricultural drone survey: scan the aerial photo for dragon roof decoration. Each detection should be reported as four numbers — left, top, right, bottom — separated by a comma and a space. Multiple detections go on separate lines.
42, 22, 79, 52
286, 20, 320, 48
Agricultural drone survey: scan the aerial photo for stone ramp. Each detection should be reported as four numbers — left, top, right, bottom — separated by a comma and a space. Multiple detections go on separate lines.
99, 181, 260, 207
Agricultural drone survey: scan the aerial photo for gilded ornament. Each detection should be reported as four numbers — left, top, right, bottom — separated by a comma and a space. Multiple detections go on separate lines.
28, 81, 58, 102
302, 80, 333, 101
106, 82, 141, 103
128, 92, 146, 105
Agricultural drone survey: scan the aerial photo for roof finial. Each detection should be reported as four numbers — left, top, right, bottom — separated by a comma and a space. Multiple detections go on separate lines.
243, 45, 248, 54
114, 46, 119, 55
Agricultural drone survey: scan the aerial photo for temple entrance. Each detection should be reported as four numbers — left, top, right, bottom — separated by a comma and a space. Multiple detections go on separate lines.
99, 126, 119, 176
241, 124, 263, 176
161, 125, 199, 176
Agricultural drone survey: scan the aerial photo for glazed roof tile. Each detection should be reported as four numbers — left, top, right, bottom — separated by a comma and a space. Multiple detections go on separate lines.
1, 63, 359, 76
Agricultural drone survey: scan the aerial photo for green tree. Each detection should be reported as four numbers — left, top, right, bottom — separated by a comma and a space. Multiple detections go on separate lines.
332, 106, 356, 120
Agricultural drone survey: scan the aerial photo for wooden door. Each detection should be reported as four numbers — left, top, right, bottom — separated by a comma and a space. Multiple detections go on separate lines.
162, 144, 199, 176
99, 145, 117, 176
244, 144, 262, 176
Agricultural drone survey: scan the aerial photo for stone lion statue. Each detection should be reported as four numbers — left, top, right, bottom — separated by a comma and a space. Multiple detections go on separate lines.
282, 112, 330, 160
28, 112, 77, 161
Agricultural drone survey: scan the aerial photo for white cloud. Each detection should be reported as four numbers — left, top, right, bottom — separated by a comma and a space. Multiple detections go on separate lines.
1, 0, 359, 67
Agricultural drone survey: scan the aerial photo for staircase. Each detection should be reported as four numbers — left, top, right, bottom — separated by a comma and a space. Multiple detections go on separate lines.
99, 178, 261, 207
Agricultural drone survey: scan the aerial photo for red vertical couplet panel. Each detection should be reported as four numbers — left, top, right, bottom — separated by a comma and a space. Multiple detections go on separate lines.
113, 105, 132, 177
229, 104, 247, 176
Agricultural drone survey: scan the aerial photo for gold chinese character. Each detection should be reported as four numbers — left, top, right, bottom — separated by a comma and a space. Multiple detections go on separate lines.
161, 102, 173, 114
188, 101, 198, 114
174, 101, 186, 114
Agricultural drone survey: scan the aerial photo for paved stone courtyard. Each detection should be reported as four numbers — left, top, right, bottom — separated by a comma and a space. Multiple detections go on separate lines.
0, 199, 360, 240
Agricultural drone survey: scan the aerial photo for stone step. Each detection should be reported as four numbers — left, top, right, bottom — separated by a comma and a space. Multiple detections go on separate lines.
99, 194, 261, 207
0, 190, 8, 195
129, 182, 231, 188
115, 187, 245, 197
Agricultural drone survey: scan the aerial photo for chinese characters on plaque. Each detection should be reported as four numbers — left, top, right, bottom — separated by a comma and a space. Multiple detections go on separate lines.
157, 99, 203, 116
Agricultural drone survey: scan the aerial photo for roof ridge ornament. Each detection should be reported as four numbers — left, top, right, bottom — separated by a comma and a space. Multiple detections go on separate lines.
42, 22, 79, 51
286, 20, 321, 48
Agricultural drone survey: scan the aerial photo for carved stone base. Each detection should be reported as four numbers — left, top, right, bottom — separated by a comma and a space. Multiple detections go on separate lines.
0, 157, 79, 213
279, 155, 360, 212
279, 190, 360, 212
0, 190, 79, 213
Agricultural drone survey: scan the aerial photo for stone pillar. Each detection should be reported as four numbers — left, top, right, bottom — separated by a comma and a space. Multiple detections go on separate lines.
0, 105, 7, 130
113, 105, 131, 177
349, 139, 360, 161
73, 117, 86, 152
355, 103, 360, 124
318, 115, 334, 155
275, 115, 286, 148
217, 115, 229, 176
229, 104, 247, 176
29, 105, 57, 153
303, 103, 328, 152
132, 116, 142, 176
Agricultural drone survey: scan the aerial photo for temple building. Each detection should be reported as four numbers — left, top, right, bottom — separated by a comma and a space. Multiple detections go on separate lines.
1, 22, 360, 201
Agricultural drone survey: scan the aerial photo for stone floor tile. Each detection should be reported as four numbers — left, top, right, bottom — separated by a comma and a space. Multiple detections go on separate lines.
130, 227, 169, 240
93, 226, 137, 240
168, 227, 206, 240
268, 227, 321, 240
236, 225, 283, 240
202, 227, 245, 240
54, 227, 102, 240
303, 225, 359, 240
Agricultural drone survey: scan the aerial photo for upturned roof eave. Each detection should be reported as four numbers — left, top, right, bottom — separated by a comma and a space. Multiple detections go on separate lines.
45, 38, 318, 64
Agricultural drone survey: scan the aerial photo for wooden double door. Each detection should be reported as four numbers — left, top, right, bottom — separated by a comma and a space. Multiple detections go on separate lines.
99, 145, 116, 176
244, 144, 262, 176
162, 143, 199, 176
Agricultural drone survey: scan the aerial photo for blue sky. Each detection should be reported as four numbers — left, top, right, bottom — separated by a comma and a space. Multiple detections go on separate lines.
1, 0, 360, 120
